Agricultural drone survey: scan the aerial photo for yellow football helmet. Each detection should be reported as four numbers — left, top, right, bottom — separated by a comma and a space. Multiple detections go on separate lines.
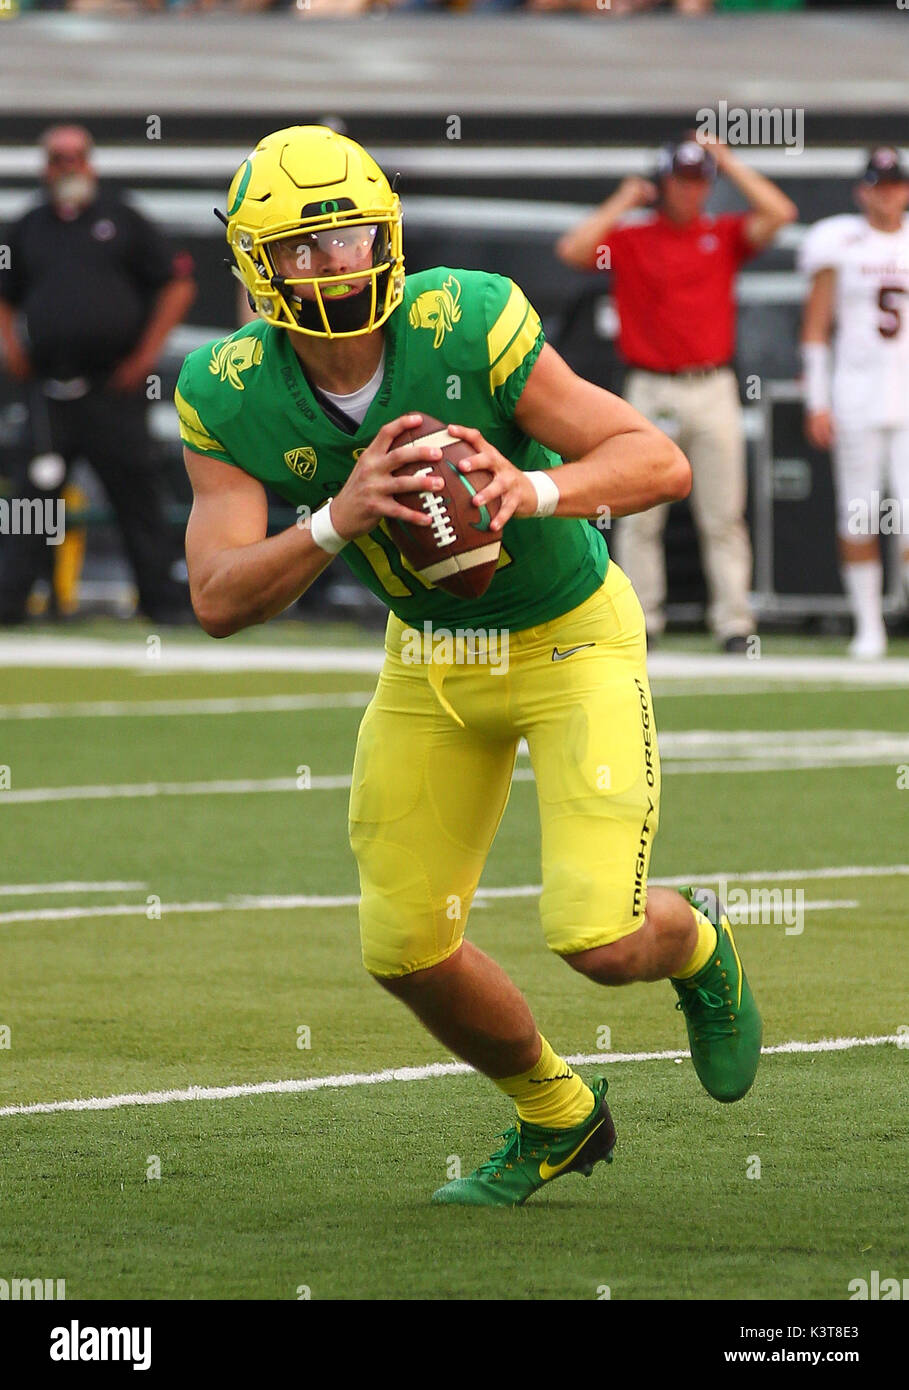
225, 125, 404, 339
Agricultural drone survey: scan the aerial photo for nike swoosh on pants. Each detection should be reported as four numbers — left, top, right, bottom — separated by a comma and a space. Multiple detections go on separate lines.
551, 643, 596, 662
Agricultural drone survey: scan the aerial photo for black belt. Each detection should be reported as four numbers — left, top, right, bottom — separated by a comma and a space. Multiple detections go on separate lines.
626, 363, 730, 379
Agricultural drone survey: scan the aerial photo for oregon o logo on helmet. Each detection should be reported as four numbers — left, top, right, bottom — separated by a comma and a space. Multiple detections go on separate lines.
320, 200, 340, 214
227, 159, 253, 218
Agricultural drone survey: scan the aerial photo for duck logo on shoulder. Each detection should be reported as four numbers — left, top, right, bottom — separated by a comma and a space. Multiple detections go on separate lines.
408, 275, 462, 349
209, 336, 264, 391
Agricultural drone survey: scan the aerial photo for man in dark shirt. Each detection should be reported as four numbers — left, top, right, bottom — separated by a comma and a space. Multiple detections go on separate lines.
0, 124, 197, 624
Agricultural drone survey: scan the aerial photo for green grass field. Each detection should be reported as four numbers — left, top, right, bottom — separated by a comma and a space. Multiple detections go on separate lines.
1, 623, 907, 1300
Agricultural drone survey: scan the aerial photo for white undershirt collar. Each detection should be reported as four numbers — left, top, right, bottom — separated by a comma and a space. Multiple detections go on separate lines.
318, 347, 386, 426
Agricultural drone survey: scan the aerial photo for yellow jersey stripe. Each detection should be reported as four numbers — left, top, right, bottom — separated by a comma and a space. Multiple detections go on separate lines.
489, 307, 542, 393
352, 533, 412, 598
487, 281, 528, 370
174, 386, 228, 456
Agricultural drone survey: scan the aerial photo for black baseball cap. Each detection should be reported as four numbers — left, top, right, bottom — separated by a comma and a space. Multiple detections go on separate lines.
656, 139, 717, 182
861, 146, 909, 186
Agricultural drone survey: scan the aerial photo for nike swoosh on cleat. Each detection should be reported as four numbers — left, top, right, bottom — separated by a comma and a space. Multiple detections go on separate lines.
551, 643, 596, 662
538, 1117, 606, 1180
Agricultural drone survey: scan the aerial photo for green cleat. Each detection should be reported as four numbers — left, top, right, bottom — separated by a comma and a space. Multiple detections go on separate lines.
672, 886, 763, 1103
431, 1077, 615, 1208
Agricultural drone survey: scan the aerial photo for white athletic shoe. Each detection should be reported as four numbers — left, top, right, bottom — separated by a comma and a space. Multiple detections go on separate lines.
848, 628, 888, 661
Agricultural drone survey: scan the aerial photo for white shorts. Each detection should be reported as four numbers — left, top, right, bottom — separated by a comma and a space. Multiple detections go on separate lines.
832, 424, 909, 542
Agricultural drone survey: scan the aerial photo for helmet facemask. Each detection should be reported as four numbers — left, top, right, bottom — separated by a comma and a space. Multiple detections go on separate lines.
232, 201, 403, 339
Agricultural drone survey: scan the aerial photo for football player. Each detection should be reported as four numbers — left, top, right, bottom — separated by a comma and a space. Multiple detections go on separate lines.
801, 146, 909, 659
176, 127, 762, 1207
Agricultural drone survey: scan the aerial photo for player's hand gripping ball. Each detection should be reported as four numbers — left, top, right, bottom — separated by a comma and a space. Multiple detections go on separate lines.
386, 415, 502, 598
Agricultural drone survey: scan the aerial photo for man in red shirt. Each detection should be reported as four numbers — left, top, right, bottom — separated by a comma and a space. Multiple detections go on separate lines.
557, 137, 796, 650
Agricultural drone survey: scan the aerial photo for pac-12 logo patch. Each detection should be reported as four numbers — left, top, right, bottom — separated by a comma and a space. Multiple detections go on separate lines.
284, 446, 318, 479
408, 274, 462, 349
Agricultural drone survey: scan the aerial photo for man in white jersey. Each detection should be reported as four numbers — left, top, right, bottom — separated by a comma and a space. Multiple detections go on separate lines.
800, 146, 909, 659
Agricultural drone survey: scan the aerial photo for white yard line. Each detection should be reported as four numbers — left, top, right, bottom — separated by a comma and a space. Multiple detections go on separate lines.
642, 729, 906, 751
0, 639, 385, 674
1, 686, 904, 718
1, 637, 909, 684
0, 692, 375, 720
0, 896, 360, 925
0, 892, 861, 928
3, 726, 906, 804
652, 864, 909, 886
0, 880, 146, 897
647, 654, 909, 684
662, 754, 908, 773
0, 1034, 898, 1120
650, 682, 907, 696
0, 865, 904, 925
482, 866, 909, 896
0, 775, 341, 804
731, 899, 857, 916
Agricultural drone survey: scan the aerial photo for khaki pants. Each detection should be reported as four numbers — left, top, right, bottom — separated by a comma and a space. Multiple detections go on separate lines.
616, 367, 754, 640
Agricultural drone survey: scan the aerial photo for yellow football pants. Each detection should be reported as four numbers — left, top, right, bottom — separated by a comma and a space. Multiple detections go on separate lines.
348, 562, 661, 978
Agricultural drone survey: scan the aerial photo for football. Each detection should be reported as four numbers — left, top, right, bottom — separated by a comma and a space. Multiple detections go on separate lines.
386, 415, 502, 599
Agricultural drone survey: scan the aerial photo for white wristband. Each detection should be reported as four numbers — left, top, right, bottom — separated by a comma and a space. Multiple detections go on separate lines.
801, 342, 832, 415
526, 470, 561, 519
309, 500, 348, 555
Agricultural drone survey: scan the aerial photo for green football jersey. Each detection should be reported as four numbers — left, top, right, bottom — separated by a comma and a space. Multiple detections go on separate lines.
175, 266, 608, 631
